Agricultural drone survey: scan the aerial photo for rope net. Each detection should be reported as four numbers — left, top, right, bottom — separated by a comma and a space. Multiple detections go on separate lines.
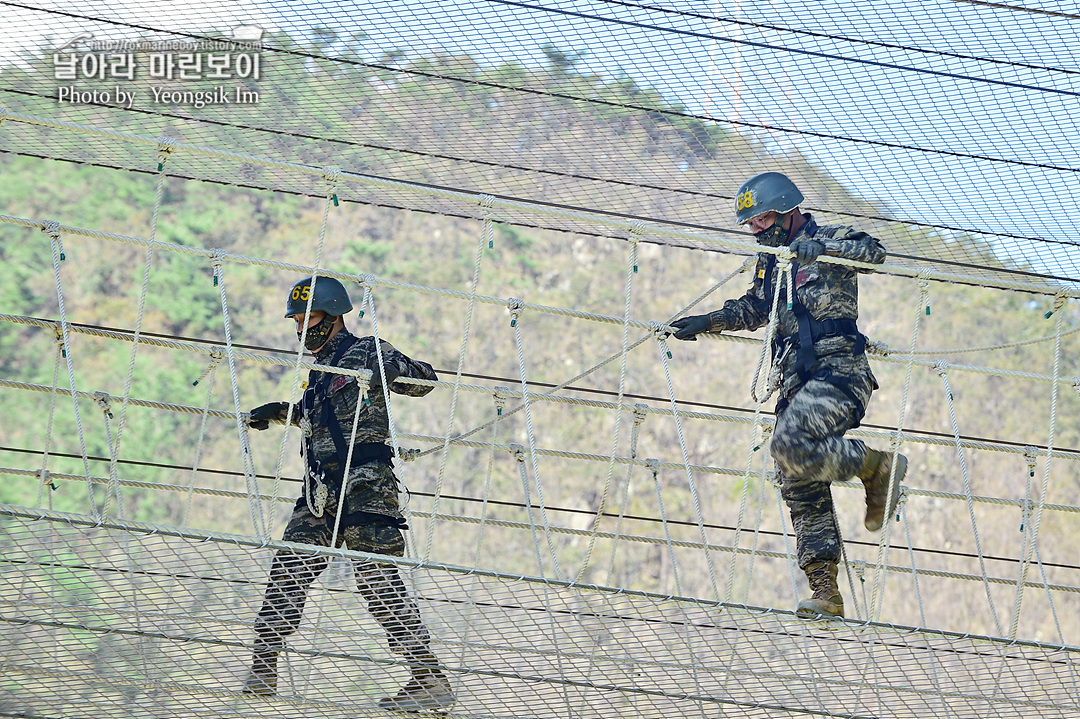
2, 1, 1080, 717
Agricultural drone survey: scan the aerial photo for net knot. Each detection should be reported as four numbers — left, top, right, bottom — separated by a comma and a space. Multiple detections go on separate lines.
1023, 446, 1039, 477
864, 339, 890, 357
92, 390, 114, 418
156, 136, 177, 169
399, 447, 421, 462
645, 457, 660, 478
506, 298, 525, 327
509, 443, 527, 463
41, 220, 62, 240
628, 220, 647, 238
933, 359, 949, 377
632, 403, 649, 426
493, 386, 510, 415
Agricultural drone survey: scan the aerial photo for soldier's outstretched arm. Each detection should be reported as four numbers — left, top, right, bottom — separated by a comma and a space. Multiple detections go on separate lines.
823, 228, 886, 267
671, 260, 770, 340
370, 339, 439, 397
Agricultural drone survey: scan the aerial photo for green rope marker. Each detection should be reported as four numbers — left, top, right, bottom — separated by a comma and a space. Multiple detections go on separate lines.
332, 194, 339, 206
364, 396, 371, 407
666, 350, 672, 359
510, 318, 517, 327
489, 239, 493, 248
787, 301, 793, 310
633, 264, 638, 273
157, 162, 163, 172
358, 310, 365, 318
752, 445, 760, 452
1020, 521, 1025, 531
213, 275, 218, 286
61, 349, 66, 358
49, 481, 58, 491
497, 407, 503, 416
925, 305, 931, 315
1045, 309, 1054, 319
192, 380, 199, 386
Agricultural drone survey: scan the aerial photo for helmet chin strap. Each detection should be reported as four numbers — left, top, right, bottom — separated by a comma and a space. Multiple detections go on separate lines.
299, 314, 337, 351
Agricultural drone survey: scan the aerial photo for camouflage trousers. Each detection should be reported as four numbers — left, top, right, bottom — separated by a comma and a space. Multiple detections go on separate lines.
252, 464, 430, 659
772, 367, 875, 569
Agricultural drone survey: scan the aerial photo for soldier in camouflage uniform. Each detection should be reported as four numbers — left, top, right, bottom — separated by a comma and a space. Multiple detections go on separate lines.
670, 172, 906, 618
243, 276, 454, 711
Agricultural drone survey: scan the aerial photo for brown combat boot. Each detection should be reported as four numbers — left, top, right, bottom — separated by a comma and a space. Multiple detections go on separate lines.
241, 648, 278, 696
859, 448, 907, 532
796, 561, 844, 618
377, 665, 455, 713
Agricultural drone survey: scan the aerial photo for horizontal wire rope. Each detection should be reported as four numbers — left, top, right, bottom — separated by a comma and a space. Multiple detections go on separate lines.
4, 450, 1079, 575
0, 137, 1074, 290
9, 371, 1080, 515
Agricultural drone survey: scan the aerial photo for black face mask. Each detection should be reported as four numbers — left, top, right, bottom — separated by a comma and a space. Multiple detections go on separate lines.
297, 314, 337, 351
753, 213, 789, 248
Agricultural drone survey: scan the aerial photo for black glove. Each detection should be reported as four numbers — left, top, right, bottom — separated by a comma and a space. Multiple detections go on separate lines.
248, 401, 289, 431
670, 314, 712, 341
790, 239, 825, 265
371, 364, 401, 388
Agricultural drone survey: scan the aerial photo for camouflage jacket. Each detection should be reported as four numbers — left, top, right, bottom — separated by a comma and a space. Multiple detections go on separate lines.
706, 216, 885, 385
269, 328, 438, 471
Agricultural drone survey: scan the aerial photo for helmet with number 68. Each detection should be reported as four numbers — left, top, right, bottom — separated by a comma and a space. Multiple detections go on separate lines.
734, 172, 804, 225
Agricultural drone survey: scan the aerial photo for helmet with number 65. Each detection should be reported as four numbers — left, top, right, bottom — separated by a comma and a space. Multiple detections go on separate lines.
734, 172, 804, 225
283, 276, 354, 318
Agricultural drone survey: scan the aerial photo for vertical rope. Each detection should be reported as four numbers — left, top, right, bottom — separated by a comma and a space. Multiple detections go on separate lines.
35, 329, 64, 507
92, 391, 124, 518
605, 404, 647, 586
731, 253, 788, 599
473, 388, 508, 567
211, 251, 266, 538
575, 233, 638, 582
934, 360, 1002, 635
425, 199, 493, 562
654, 331, 720, 601
42, 221, 98, 518
108, 140, 174, 516
511, 443, 547, 576
1009, 291, 1066, 638
270, 170, 339, 536
182, 349, 222, 526
869, 272, 930, 621
508, 299, 564, 580
647, 458, 682, 596
330, 373, 371, 549
739, 426, 773, 604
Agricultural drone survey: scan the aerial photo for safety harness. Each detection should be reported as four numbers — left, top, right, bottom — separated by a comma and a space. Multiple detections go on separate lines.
762, 218, 868, 425
301, 333, 401, 525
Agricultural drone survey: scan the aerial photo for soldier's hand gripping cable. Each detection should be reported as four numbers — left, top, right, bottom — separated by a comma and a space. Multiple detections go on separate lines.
242, 275, 454, 712
667, 172, 906, 619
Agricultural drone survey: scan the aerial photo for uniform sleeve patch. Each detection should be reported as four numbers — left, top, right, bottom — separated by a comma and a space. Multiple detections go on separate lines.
329, 375, 352, 396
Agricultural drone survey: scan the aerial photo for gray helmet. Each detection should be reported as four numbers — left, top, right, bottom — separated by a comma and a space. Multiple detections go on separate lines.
734, 172, 804, 225
284, 276, 354, 318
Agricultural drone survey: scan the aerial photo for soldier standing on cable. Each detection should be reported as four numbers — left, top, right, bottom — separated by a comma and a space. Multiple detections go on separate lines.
242, 276, 454, 711
669, 172, 907, 618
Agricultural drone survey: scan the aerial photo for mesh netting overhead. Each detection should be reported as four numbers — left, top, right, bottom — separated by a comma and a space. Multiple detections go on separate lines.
2, 0, 1078, 287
